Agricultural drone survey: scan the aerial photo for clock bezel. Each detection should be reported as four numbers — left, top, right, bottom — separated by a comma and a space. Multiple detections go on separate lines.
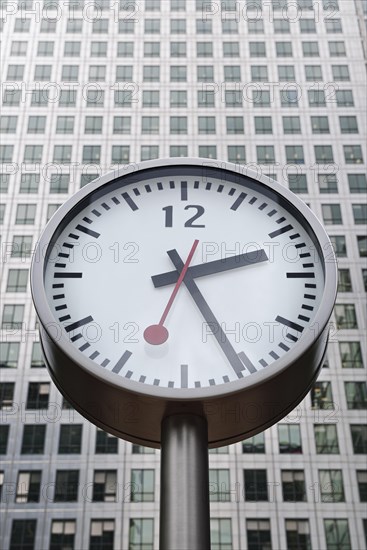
31, 158, 337, 447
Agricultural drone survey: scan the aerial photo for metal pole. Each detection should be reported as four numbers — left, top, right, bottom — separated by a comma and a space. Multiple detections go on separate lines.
159, 414, 211, 550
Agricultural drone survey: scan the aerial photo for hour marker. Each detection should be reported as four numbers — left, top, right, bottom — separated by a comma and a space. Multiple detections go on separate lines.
69, 233, 79, 240
59, 315, 71, 322
295, 243, 306, 249
70, 333, 82, 342
181, 364, 188, 388
58, 253, 69, 258
168, 381, 174, 388
153, 379, 160, 386
79, 343, 90, 352
53, 284, 64, 288
302, 304, 314, 311
305, 283, 316, 288
145, 184, 152, 193
181, 181, 188, 201
205, 182, 212, 191
289, 233, 300, 240
53, 294, 65, 300
231, 192, 247, 211
300, 253, 311, 258
270, 351, 279, 360
112, 196, 120, 204
101, 202, 110, 210
259, 359, 268, 367
194, 381, 201, 388
223, 375, 230, 383
304, 294, 316, 300
286, 272, 315, 278
194, 181, 199, 189
92, 209, 101, 217
276, 315, 304, 333
217, 184, 224, 193
133, 187, 140, 196
259, 202, 267, 210
228, 188, 236, 196
279, 342, 290, 351
54, 272, 83, 278
101, 359, 110, 367
268, 209, 277, 216
65, 315, 94, 333
112, 350, 132, 373
170, 181, 175, 189
125, 370, 133, 379
209, 379, 215, 386
63, 243, 74, 249
286, 333, 298, 342
89, 351, 100, 360
238, 351, 257, 373
276, 217, 286, 224
249, 197, 257, 205
122, 192, 138, 211
303, 263, 314, 269
298, 315, 310, 322
269, 224, 293, 238
83, 216, 92, 224
55, 304, 67, 311
140, 375, 147, 383
76, 224, 100, 238
157, 182, 163, 191
55, 263, 66, 268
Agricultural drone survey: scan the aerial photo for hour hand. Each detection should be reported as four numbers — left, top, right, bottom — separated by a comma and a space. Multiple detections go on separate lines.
152, 249, 268, 288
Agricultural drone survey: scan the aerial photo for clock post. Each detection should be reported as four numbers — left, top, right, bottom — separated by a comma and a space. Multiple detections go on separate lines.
159, 414, 211, 550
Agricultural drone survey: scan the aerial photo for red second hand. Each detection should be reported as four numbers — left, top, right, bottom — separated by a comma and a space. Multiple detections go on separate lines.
144, 239, 199, 345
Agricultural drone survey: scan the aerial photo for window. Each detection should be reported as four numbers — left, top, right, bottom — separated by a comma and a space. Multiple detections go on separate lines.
0, 116, 17, 133
199, 145, 217, 159
300, 18, 316, 32
6, 269, 28, 292
16, 471, 41, 503
311, 116, 330, 134
95, 428, 118, 453
171, 18, 186, 33
357, 471, 367, 502
332, 65, 350, 81
283, 116, 301, 134
209, 469, 231, 502
319, 470, 345, 502
253, 90, 270, 107
248, 19, 264, 33
40, 18, 56, 32
257, 146, 275, 164
11, 41, 28, 56
141, 146, 159, 161
30, 342, 45, 368
93, 18, 109, 33
38, 41, 55, 56
315, 145, 334, 163
325, 18, 342, 32
66, 19, 83, 33
64, 41, 80, 57
211, 519, 232, 550
321, 204, 342, 225
170, 116, 187, 134
9, 520, 37, 550
49, 174, 69, 194
114, 90, 132, 108
351, 425, 367, 454
170, 41, 186, 57
250, 42, 266, 57
345, 382, 367, 409
142, 90, 160, 107
222, 20, 238, 33
329, 235, 346, 257
198, 90, 215, 107
143, 66, 159, 82
111, 145, 130, 164
117, 42, 134, 57
305, 64, 323, 81
314, 424, 339, 453
86, 89, 104, 107
53, 145, 72, 164
90, 520, 114, 550
61, 65, 79, 81
11, 235, 33, 259
311, 381, 334, 409
255, 116, 273, 134
171, 66, 187, 82
171, 0, 185, 10
50, 521, 76, 550
54, 470, 79, 501
93, 470, 117, 502
82, 145, 101, 163
282, 470, 306, 501
225, 90, 242, 108
90, 42, 107, 57
338, 269, 352, 292
129, 519, 154, 550
145, 18, 160, 33
113, 116, 131, 134
285, 520, 311, 550
302, 41, 319, 56
345, 146, 364, 165
281, 87, 299, 107
0, 382, 14, 409
223, 42, 240, 57
0, 425, 10, 454
251, 66, 268, 81
132, 445, 155, 454
339, 116, 358, 134
223, 66, 240, 82
357, 235, 367, 257
244, 470, 268, 501
14, 17, 31, 32
170, 145, 188, 157
286, 145, 305, 164
198, 116, 216, 134
329, 41, 346, 56
226, 116, 244, 134
0, 145, 14, 163
276, 42, 293, 56
339, 342, 363, 369
21, 425, 46, 454
131, 469, 155, 502
24, 145, 43, 164
3, 89, 21, 106
278, 424, 302, 453
334, 304, 357, 329
274, 19, 290, 33
228, 146, 246, 164
141, 116, 159, 134
197, 42, 213, 57
89, 65, 106, 81
58, 425, 82, 454
247, 520, 271, 550
278, 65, 296, 81
0, 174, 9, 193
7, 64, 25, 80
59, 90, 77, 106
336, 90, 354, 107
348, 174, 367, 193
308, 89, 326, 106
324, 519, 351, 550
84, 116, 103, 134
118, 20, 135, 33
26, 382, 50, 409
170, 90, 187, 107
288, 174, 308, 194
2, 304, 24, 329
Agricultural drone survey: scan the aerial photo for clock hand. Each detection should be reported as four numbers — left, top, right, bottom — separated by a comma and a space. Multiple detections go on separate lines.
144, 239, 199, 345
167, 249, 245, 379
151, 249, 268, 288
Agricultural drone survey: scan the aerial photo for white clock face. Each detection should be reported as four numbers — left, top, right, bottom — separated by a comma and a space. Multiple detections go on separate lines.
44, 168, 325, 390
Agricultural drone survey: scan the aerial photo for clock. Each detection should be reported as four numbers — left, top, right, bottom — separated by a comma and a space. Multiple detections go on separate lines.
31, 159, 337, 448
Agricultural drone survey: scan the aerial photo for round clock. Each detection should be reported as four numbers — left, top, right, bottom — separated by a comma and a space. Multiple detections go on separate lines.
31, 159, 337, 447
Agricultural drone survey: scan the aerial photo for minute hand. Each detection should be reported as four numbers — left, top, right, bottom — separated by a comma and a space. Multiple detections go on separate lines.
152, 249, 268, 288
167, 249, 245, 378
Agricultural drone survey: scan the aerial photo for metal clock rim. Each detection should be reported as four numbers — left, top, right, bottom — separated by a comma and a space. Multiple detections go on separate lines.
31, 157, 337, 402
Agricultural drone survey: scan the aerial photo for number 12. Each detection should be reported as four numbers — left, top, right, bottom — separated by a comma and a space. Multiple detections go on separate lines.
162, 205, 205, 228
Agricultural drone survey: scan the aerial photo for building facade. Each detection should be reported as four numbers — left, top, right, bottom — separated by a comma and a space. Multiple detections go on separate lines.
0, 0, 366, 548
